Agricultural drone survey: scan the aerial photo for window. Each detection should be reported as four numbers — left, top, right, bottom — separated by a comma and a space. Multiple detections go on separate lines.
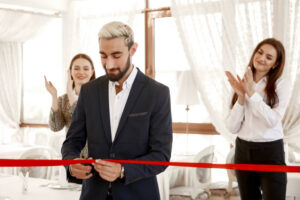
154, 17, 211, 124
145, 3, 218, 134
146, 3, 230, 183
22, 18, 62, 124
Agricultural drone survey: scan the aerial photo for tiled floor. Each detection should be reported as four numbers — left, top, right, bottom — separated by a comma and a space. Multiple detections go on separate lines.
208, 189, 240, 200
208, 195, 240, 200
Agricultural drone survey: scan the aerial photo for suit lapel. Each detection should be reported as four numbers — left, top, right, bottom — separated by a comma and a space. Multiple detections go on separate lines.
114, 70, 148, 142
98, 77, 112, 144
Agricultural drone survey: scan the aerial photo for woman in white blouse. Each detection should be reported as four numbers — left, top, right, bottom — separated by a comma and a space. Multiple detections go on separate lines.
225, 38, 290, 200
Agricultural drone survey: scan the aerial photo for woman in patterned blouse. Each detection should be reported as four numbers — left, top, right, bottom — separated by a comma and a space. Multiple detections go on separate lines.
44, 53, 95, 158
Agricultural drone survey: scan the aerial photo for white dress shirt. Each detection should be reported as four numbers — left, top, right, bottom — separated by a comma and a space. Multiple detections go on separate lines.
108, 67, 138, 142
72, 89, 79, 101
226, 77, 290, 142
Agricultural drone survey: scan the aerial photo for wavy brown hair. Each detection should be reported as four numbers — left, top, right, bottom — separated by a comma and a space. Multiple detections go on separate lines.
69, 53, 96, 89
231, 38, 285, 108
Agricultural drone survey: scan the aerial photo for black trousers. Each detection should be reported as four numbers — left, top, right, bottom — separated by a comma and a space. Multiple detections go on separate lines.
234, 137, 287, 200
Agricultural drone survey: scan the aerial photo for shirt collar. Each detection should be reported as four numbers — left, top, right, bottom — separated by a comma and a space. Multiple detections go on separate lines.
109, 66, 137, 90
262, 76, 267, 82
254, 76, 267, 86
259, 76, 267, 84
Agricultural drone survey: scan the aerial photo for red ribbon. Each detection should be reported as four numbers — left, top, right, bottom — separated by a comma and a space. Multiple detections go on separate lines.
1, 159, 300, 173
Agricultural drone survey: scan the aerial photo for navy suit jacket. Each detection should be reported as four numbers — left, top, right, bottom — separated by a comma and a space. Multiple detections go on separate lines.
62, 69, 173, 200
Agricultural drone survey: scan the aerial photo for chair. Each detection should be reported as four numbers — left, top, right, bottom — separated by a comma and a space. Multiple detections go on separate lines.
169, 145, 215, 200
48, 133, 65, 157
17, 147, 56, 179
284, 142, 300, 199
34, 132, 50, 146
226, 147, 238, 194
206, 147, 239, 199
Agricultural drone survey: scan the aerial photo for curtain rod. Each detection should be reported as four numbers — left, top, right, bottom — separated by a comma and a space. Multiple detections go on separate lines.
0, 7, 62, 18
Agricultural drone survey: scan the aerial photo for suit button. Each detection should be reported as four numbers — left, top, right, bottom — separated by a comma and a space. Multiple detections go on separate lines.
110, 153, 115, 158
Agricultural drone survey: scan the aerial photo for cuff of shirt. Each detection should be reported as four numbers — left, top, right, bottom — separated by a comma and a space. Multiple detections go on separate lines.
68, 166, 74, 177
232, 100, 244, 111
230, 101, 244, 119
69, 102, 77, 115
50, 108, 59, 115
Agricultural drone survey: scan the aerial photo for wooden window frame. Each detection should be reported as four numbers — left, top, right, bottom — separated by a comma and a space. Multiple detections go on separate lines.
19, 123, 49, 128
143, 3, 218, 135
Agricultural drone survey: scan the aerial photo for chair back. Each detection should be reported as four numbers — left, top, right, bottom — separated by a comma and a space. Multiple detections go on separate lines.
226, 147, 237, 192
193, 145, 215, 185
17, 147, 56, 179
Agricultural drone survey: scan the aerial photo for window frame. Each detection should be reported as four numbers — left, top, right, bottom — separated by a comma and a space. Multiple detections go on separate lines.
144, 2, 218, 134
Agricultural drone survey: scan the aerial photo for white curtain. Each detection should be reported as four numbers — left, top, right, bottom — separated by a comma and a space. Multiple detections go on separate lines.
0, 9, 52, 137
171, 0, 300, 145
0, 9, 52, 42
0, 42, 22, 129
281, 0, 300, 150
62, 0, 143, 87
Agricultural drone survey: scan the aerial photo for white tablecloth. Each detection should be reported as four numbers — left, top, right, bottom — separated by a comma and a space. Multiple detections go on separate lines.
0, 174, 80, 200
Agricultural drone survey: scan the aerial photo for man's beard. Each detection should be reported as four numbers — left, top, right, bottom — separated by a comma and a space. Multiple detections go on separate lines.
105, 55, 131, 82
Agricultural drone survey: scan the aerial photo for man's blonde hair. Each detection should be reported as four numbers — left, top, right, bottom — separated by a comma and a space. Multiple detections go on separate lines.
98, 21, 134, 48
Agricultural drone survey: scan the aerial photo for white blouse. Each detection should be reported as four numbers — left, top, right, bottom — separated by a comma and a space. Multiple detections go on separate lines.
225, 77, 290, 142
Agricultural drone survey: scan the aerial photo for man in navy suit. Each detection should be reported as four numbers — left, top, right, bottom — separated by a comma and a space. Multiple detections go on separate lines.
62, 21, 173, 200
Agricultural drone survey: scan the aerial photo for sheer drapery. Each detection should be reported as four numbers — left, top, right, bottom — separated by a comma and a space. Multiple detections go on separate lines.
0, 42, 22, 129
0, 9, 52, 42
0, 9, 51, 134
62, 0, 143, 86
171, 0, 300, 145
281, 0, 300, 149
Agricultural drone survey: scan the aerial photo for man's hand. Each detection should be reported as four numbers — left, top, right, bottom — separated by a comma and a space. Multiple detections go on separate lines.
92, 159, 122, 182
69, 158, 93, 179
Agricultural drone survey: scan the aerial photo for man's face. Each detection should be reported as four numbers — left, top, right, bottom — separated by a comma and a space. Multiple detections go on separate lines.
99, 37, 132, 82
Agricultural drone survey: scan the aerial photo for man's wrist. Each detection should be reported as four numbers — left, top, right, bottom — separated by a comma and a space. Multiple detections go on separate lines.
120, 165, 125, 179
69, 166, 74, 177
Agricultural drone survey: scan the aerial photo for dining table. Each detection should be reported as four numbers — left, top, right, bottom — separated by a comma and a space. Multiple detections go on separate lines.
0, 173, 81, 200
